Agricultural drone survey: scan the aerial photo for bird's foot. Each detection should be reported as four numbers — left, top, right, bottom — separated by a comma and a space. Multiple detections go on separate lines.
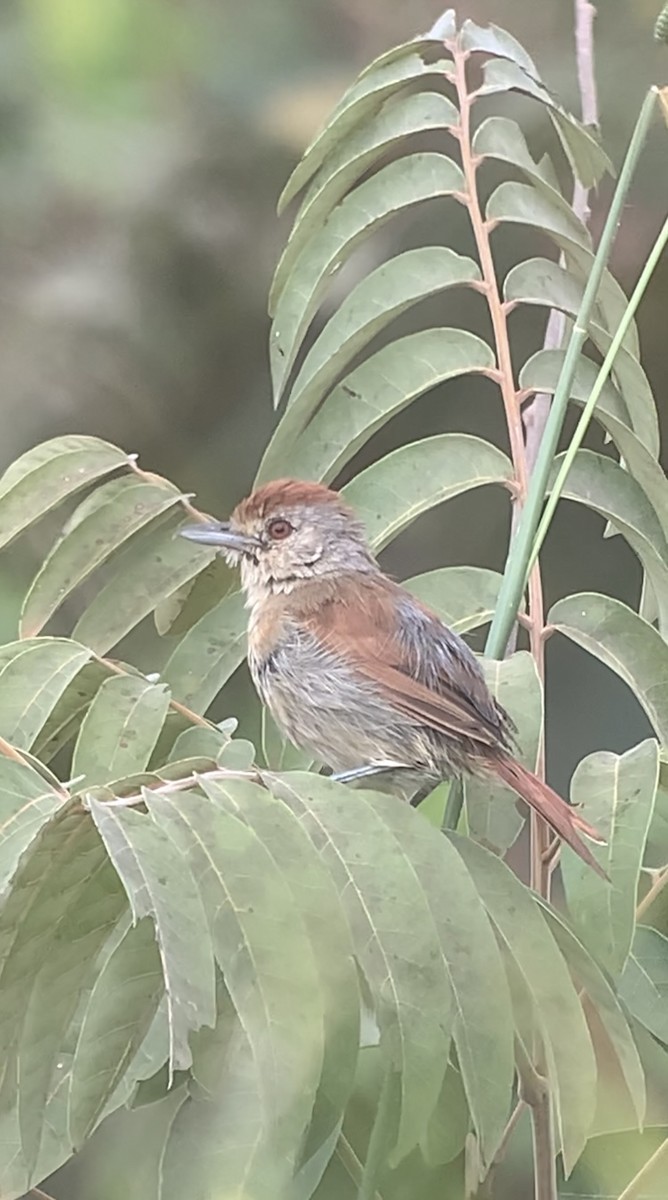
330, 760, 412, 786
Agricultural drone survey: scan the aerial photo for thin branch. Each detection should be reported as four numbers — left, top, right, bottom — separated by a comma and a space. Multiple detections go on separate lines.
523, 0, 599, 469
636, 865, 668, 920
98, 655, 212, 728
336, 1134, 385, 1200
477, 1098, 527, 1197
515, 1040, 557, 1200
81, 766, 263, 810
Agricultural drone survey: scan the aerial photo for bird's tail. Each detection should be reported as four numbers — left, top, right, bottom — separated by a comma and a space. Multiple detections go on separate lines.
493, 754, 607, 879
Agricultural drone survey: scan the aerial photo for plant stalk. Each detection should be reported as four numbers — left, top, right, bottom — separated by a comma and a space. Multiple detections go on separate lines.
485, 88, 658, 659
528, 210, 668, 570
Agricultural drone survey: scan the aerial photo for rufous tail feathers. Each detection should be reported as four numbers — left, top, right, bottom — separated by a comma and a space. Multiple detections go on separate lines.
493, 754, 608, 880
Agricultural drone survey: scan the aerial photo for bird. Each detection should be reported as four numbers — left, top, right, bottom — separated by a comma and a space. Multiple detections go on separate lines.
181, 478, 604, 875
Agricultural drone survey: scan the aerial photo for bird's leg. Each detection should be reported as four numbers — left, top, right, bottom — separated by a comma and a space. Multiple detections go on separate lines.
330, 761, 412, 786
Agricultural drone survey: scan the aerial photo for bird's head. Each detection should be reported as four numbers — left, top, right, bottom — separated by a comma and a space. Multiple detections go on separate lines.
181, 479, 378, 605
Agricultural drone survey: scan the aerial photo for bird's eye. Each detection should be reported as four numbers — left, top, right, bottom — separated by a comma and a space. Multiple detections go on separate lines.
267, 517, 293, 540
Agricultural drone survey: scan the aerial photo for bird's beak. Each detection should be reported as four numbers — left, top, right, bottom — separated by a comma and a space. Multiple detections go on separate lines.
180, 522, 261, 554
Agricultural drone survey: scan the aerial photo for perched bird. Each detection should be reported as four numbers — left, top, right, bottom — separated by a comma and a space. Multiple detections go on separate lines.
181, 479, 604, 874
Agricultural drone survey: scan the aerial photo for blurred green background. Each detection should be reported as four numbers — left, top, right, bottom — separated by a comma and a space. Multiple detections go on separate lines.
1, 2, 667, 1195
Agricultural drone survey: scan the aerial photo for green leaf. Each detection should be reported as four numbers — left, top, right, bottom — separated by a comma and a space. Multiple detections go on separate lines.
72, 675, 171, 787
521, 351, 668, 545
478, 57, 612, 186
464, 652, 543, 856
68, 917, 164, 1145
272, 773, 515, 1169
342, 434, 512, 552
0, 435, 129, 550
31, 657, 114, 764
0, 638, 93, 752
487, 180, 590, 253
272, 329, 495, 485
539, 903, 646, 1130
89, 800, 217, 1072
549, 594, 668, 744
277, 44, 453, 213
420, 1064, 469, 1167
460, 18, 539, 74
645, 765, 668, 869
619, 926, 668, 1044
271, 153, 465, 398
20, 476, 184, 637
509, 265, 659, 456
161, 589, 247, 713
262, 247, 481, 475
207, 777, 361, 1181
271, 92, 459, 310
475, 119, 635, 356
0, 802, 126, 1175
562, 741, 659, 978
0, 759, 64, 892
153, 555, 235, 636
167, 724, 231, 762
160, 1012, 295, 1200
146, 784, 326, 1178
404, 565, 506, 634
551, 450, 668, 636
72, 514, 216, 655
453, 836, 598, 1173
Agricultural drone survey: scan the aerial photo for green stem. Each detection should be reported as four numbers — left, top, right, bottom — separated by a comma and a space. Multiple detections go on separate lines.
529, 210, 668, 570
485, 88, 659, 659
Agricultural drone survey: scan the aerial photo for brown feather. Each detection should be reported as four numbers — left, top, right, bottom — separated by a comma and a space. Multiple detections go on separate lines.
297, 573, 606, 878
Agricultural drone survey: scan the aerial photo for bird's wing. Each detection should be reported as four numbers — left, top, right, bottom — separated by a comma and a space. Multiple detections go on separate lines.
299, 572, 504, 750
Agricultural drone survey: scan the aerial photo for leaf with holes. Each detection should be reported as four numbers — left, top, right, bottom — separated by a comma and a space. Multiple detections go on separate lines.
477, 57, 612, 186
488, 180, 590, 254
